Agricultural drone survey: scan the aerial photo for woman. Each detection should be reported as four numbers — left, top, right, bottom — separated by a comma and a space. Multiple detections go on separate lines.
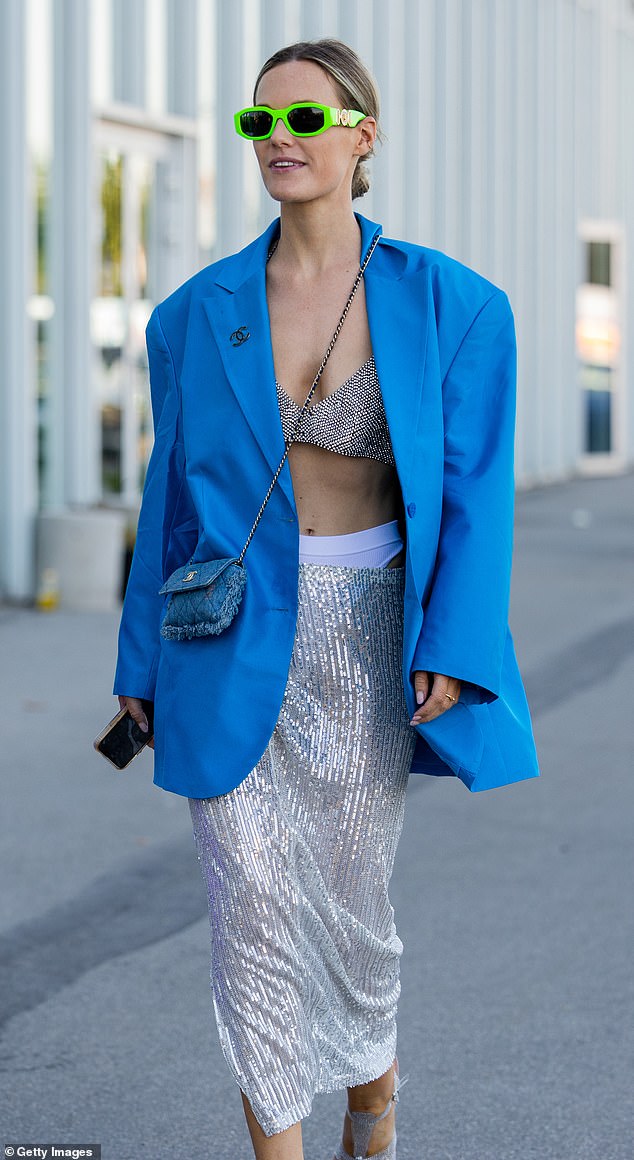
114, 38, 539, 1160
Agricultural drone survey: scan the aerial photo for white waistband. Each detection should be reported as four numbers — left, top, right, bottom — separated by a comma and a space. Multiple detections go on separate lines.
299, 520, 404, 567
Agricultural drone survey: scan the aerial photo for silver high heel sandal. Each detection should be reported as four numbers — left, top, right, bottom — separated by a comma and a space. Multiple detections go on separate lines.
332, 1059, 409, 1160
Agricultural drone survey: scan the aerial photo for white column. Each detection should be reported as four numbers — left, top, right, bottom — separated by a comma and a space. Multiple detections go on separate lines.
165, 0, 199, 272
402, 0, 429, 245
466, 0, 486, 272
0, 0, 37, 599
50, 0, 97, 507
431, 0, 447, 248
441, 0, 464, 261
113, 0, 146, 106
371, 0, 405, 236
618, 11, 634, 462
513, 0, 540, 482
260, 0, 300, 60
217, 0, 248, 253
598, 0, 619, 216
534, 0, 559, 478
299, 0, 339, 41
575, 0, 598, 219
499, 0, 520, 299
146, 0, 167, 115
481, 0, 497, 283
167, 0, 197, 117
491, 0, 514, 286
337, 0, 372, 59
553, 0, 579, 474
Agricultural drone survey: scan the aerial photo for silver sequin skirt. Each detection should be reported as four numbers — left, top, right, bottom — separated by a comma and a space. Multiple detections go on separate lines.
188, 563, 416, 1136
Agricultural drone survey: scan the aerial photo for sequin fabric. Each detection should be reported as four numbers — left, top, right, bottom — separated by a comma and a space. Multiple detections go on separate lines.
188, 563, 416, 1137
275, 356, 396, 466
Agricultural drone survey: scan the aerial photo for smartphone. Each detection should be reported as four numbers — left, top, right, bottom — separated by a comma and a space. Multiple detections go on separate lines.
93, 700, 155, 770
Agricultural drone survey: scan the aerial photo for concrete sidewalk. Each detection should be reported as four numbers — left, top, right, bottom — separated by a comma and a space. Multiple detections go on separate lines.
1, 472, 633, 1159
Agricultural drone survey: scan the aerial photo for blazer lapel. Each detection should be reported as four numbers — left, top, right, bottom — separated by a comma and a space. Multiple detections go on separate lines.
364, 256, 433, 492
201, 257, 296, 513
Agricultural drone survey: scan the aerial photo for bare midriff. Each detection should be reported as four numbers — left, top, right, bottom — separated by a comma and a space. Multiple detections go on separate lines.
287, 443, 405, 567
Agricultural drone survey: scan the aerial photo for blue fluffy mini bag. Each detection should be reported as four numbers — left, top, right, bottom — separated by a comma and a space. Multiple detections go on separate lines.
159, 558, 247, 641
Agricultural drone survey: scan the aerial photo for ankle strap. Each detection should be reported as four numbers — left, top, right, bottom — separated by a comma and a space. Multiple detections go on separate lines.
344, 1066, 409, 1158
393, 1070, 409, 1104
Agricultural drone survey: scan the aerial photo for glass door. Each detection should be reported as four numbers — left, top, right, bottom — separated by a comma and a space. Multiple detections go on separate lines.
92, 122, 173, 505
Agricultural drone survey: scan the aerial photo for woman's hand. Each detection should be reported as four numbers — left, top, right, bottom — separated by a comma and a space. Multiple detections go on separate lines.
118, 696, 155, 750
410, 671, 461, 726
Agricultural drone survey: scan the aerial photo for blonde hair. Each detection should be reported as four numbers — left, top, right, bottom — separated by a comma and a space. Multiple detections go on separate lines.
253, 38, 382, 200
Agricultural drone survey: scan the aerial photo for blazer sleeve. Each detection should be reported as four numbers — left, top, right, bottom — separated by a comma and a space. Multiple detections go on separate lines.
411, 289, 517, 703
113, 307, 198, 700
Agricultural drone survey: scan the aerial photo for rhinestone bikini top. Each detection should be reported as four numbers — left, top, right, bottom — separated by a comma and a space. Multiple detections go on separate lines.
275, 356, 395, 467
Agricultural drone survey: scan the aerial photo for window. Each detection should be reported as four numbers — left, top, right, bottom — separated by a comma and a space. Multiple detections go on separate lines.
586, 241, 611, 288
576, 228, 622, 462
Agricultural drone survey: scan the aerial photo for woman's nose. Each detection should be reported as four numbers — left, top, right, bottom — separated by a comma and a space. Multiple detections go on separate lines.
269, 115, 293, 144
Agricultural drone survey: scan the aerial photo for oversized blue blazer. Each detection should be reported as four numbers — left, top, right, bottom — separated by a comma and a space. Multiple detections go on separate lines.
113, 213, 540, 799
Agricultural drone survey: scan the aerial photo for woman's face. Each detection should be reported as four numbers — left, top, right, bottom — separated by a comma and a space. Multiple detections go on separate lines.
252, 60, 375, 207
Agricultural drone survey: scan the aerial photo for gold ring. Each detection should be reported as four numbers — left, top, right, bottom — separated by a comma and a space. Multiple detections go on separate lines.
444, 693, 456, 702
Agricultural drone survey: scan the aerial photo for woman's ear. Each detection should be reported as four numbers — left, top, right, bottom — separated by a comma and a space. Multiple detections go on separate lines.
354, 116, 377, 158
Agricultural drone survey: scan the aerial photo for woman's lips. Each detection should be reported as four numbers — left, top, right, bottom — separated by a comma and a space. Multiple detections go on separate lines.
269, 159, 305, 170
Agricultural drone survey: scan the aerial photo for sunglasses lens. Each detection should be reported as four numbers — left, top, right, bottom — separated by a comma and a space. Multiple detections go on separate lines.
240, 110, 273, 138
287, 106, 326, 135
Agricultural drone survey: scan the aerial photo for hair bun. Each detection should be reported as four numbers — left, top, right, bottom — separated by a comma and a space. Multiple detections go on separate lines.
352, 160, 370, 200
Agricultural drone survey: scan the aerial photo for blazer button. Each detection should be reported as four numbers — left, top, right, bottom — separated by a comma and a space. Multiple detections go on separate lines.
407, 502, 417, 517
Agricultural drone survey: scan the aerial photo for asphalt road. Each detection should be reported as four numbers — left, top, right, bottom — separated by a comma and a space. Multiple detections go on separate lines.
1, 471, 633, 1160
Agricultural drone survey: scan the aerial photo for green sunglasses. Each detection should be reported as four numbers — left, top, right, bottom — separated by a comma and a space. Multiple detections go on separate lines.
234, 102, 366, 140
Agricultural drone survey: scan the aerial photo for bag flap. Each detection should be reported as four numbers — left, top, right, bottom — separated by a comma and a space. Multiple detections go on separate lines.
158, 557, 241, 596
